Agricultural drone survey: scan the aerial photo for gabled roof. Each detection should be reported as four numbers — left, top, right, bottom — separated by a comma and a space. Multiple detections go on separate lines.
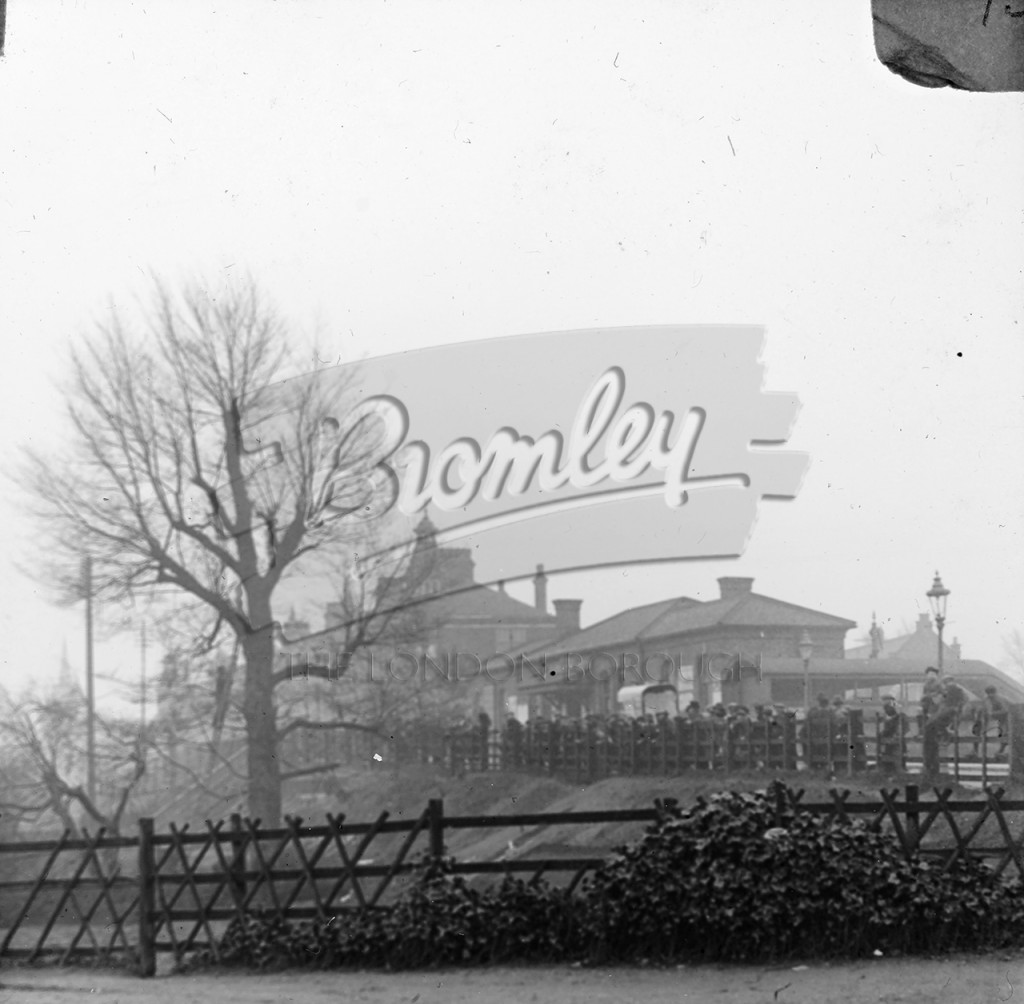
513, 597, 699, 657
419, 584, 558, 626
644, 592, 856, 636
516, 590, 855, 660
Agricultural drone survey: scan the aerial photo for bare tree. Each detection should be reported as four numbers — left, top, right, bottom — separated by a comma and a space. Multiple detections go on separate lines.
0, 687, 149, 840
17, 277, 401, 825
1001, 629, 1024, 684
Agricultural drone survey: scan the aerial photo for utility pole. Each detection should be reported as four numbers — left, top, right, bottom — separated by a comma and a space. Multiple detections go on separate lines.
140, 620, 147, 733
83, 556, 96, 804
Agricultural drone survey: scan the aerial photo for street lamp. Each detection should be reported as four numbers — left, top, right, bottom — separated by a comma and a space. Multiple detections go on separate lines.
798, 629, 814, 712
926, 572, 950, 671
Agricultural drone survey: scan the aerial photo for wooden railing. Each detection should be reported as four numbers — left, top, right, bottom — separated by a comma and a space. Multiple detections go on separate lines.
5, 782, 1024, 975
341, 707, 1019, 785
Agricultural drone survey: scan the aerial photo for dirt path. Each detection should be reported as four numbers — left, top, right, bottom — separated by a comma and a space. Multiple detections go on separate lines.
0, 956, 1021, 1004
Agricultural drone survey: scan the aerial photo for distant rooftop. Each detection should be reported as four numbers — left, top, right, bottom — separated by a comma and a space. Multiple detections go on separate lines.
515, 577, 856, 659
846, 611, 959, 663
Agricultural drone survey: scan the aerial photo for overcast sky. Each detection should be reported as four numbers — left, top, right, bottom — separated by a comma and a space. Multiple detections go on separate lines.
1, 1, 1022, 704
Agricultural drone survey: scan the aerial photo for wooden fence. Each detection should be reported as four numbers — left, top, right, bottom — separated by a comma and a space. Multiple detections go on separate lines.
6, 783, 1024, 976
339, 707, 1018, 786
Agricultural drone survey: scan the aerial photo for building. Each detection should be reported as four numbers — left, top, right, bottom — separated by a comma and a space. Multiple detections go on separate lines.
305, 533, 1024, 723
319, 516, 582, 723
509, 576, 857, 718
747, 655, 1024, 711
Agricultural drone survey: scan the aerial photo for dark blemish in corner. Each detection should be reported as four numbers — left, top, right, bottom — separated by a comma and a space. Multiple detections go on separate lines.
956, 351, 963, 357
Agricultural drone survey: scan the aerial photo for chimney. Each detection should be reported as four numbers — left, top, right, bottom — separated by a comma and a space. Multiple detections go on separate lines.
552, 599, 582, 636
717, 577, 754, 600
917, 612, 932, 632
283, 606, 310, 638
950, 637, 962, 660
533, 564, 548, 613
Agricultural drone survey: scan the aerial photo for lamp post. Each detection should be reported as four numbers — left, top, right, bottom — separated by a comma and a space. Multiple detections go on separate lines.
799, 629, 814, 712
926, 572, 950, 671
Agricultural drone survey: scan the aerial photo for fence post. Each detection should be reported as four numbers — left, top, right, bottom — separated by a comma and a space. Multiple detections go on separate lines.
427, 798, 445, 865
904, 784, 920, 850
137, 817, 156, 978
230, 813, 247, 903
952, 710, 961, 782
773, 781, 787, 827
1009, 704, 1024, 784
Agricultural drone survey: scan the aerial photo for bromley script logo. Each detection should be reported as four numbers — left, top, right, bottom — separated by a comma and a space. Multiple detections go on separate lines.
319, 365, 749, 544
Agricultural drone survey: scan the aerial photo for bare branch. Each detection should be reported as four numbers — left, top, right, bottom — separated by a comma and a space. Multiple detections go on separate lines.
277, 717, 382, 740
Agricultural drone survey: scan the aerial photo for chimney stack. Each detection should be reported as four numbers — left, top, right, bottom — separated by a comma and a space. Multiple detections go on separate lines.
533, 564, 548, 613
552, 599, 582, 636
950, 637, 962, 660
717, 577, 754, 600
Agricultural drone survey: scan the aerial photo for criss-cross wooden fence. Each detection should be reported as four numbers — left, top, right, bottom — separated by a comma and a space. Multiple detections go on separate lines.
0, 828, 140, 966
8, 784, 1024, 976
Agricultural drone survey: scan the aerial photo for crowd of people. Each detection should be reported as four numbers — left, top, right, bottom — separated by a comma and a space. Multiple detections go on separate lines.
443, 701, 853, 775
433, 666, 1012, 778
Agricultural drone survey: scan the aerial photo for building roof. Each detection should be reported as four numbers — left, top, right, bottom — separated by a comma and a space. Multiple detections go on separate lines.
758, 657, 1024, 702
513, 596, 697, 657
425, 584, 559, 626
515, 587, 856, 660
646, 592, 856, 635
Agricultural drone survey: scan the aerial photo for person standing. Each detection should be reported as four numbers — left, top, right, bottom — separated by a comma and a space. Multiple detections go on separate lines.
878, 694, 909, 773
973, 685, 1009, 757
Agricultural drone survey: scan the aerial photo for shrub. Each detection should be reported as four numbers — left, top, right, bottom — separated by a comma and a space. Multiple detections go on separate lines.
577, 782, 1024, 962
329, 863, 580, 968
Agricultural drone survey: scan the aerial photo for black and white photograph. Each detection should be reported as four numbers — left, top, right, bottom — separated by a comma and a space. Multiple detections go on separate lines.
0, 2, 1022, 1001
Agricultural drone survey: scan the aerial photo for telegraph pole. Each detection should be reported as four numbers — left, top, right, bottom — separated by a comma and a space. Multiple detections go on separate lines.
83, 556, 96, 804
140, 620, 147, 733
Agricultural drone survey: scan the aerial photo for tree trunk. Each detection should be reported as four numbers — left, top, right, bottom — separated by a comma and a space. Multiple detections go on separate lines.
242, 618, 282, 826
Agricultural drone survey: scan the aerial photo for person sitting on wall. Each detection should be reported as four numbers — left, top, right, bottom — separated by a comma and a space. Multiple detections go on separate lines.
926, 675, 970, 747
